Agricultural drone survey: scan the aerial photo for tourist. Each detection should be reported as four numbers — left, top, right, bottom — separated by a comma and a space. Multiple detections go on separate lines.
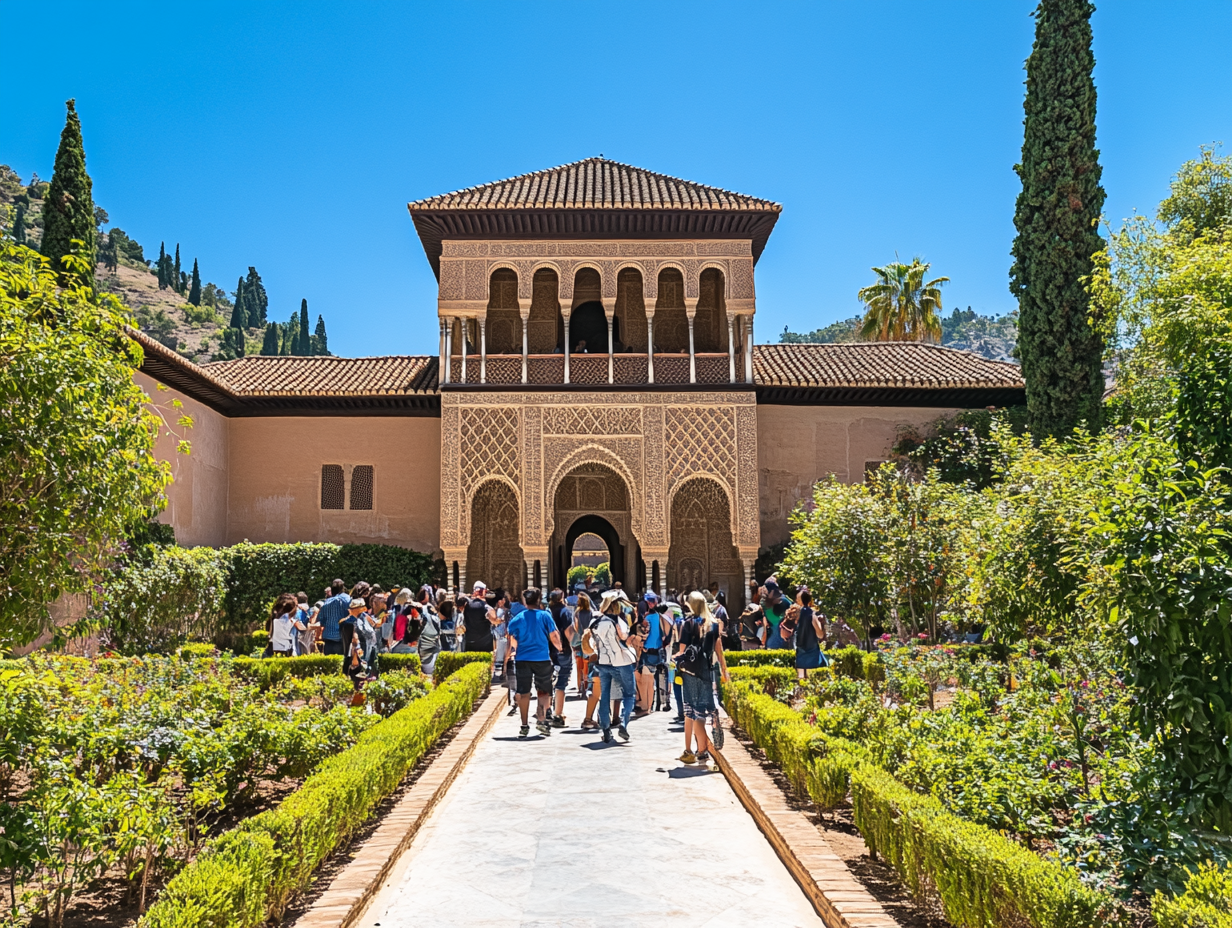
463, 581, 499, 654
507, 587, 560, 738
317, 579, 351, 657
415, 586, 443, 677
713, 589, 737, 655
547, 589, 573, 727
675, 591, 730, 766
763, 580, 790, 649
492, 589, 511, 681
591, 589, 637, 743
293, 592, 319, 655
387, 588, 415, 654
666, 600, 686, 721
630, 612, 654, 716
436, 591, 457, 652
739, 599, 764, 650
794, 590, 827, 678
571, 591, 595, 700
269, 593, 297, 656
639, 596, 668, 711
343, 597, 378, 687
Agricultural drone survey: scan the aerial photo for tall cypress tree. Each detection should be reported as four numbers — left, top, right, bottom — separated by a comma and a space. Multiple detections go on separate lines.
313, 314, 328, 356
12, 204, 26, 245
157, 242, 167, 289
296, 299, 310, 355
188, 258, 201, 305
245, 267, 268, 326
41, 99, 96, 286
230, 278, 247, 330
173, 244, 182, 293
261, 322, 280, 355
1009, 0, 1106, 438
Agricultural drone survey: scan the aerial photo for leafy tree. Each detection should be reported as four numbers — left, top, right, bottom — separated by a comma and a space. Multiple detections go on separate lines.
1158, 143, 1232, 244
107, 228, 145, 266
857, 258, 948, 342
187, 258, 201, 306
260, 322, 279, 355
779, 316, 861, 344
92, 206, 108, 231
40, 100, 96, 287
173, 243, 181, 294
296, 299, 310, 355
12, 203, 26, 245
217, 327, 245, 360
0, 242, 175, 651
244, 266, 267, 327
1009, 0, 1106, 438
230, 278, 246, 329
313, 314, 328, 355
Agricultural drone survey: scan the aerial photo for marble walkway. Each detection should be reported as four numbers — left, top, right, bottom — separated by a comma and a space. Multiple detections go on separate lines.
359, 691, 825, 928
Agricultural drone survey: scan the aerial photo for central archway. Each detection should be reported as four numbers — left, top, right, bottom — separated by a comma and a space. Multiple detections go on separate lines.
562, 514, 623, 590
550, 462, 637, 592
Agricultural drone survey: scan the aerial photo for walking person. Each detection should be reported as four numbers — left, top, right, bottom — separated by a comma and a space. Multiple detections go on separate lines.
269, 594, 297, 656
507, 588, 561, 738
293, 593, 319, 655
547, 589, 573, 727
317, 579, 351, 657
571, 592, 595, 700
592, 589, 637, 744
463, 582, 498, 655
794, 590, 828, 679
762, 580, 790, 650
415, 586, 443, 677
675, 591, 730, 766
492, 589, 512, 683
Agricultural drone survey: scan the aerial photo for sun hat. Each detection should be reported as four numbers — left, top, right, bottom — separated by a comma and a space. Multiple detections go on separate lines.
348, 598, 366, 610
643, 591, 659, 602
599, 589, 629, 611
472, 580, 487, 594
395, 589, 413, 604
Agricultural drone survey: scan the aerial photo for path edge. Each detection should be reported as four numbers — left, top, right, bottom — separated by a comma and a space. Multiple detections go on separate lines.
291, 684, 507, 928
713, 731, 899, 928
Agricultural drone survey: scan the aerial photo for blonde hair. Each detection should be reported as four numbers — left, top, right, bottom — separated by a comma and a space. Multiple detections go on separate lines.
686, 591, 716, 631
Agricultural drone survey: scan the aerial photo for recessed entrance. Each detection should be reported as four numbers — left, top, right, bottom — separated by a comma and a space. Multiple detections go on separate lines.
550, 463, 637, 592
569, 301, 609, 353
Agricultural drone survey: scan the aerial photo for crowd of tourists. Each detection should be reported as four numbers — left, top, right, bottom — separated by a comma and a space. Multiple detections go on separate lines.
266, 573, 827, 764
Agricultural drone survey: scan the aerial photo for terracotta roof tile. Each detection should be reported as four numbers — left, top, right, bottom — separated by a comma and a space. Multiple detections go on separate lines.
202, 355, 438, 396
407, 157, 781, 214
753, 342, 1023, 390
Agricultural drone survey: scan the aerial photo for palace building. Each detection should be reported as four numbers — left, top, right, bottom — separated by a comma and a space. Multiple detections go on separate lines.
136, 158, 1023, 607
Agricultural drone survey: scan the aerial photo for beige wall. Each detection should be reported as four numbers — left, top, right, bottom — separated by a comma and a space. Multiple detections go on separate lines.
137, 372, 230, 548
756, 404, 957, 550
226, 416, 442, 553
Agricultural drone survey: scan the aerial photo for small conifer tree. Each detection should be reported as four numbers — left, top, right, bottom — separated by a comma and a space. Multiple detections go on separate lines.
173, 243, 182, 293
296, 299, 310, 355
313, 315, 328, 356
230, 278, 248, 330
188, 259, 201, 305
261, 322, 280, 355
245, 266, 268, 326
157, 242, 167, 289
12, 204, 26, 244
41, 99, 96, 287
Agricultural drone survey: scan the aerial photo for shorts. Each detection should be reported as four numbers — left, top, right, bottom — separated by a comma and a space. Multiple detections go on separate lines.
515, 660, 553, 696
681, 671, 716, 721
553, 651, 572, 691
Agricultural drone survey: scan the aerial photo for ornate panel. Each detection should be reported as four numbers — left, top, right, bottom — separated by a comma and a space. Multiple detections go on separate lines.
439, 261, 464, 301
466, 481, 524, 595
542, 406, 642, 436
668, 477, 741, 596
696, 241, 752, 256
642, 404, 666, 543
522, 405, 543, 545
665, 407, 737, 493
440, 403, 463, 546
542, 438, 644, 542
443, 242, 490, 257
464, 260, 488, 300
735, 404, 760, 548
460, 407, 521, 505
729, 257, 755, 300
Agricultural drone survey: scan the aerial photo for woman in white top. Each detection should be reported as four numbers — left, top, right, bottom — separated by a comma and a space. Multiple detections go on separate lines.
269, 593, 298, 656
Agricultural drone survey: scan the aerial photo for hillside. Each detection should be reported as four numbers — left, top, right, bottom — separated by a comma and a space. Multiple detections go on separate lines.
781, 306, 1018, 362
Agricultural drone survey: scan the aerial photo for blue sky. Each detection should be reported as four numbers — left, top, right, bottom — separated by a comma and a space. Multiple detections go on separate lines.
4, 1, 1230, 357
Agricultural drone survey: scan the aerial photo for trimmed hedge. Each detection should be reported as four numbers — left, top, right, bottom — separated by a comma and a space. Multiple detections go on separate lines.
379, 652, 423, 675
140, 661, 490, 928
725, 648, 796, 668
1153, 861, 1232, 928
720, 678, 1107, 928
827, 646, 885, 685
432, 651, 492, 685
231, 652, 424, 689
728, 665, 797, 697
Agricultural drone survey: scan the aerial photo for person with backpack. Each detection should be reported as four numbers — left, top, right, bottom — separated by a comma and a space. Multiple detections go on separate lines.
546, 589, 574, 727
674, 590, 731, 766
570, 592, 596, 701
507, 587, 561, 738
794, 590, 828, 679
463, 581, 499, 655
590, 589, 637, 743
415, 586, 443, 677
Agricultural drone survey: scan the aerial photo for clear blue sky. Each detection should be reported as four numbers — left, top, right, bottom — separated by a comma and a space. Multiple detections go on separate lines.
4, 1, 1230, 357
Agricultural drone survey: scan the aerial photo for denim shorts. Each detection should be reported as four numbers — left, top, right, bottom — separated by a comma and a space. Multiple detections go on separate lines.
553, 650, 572, 691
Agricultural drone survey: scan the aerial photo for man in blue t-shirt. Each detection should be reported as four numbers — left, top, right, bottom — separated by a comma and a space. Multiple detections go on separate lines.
507, 588, 561, 739
317, 579, 351, 656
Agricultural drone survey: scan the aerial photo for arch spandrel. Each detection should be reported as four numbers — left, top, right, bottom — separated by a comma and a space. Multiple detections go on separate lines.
542, 442, 644, 547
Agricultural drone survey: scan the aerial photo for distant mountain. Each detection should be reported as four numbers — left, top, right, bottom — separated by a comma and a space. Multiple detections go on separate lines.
780, 306, 1018, 363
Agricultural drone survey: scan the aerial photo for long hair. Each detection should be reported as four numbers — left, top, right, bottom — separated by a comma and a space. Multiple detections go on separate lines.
686, 590, 716, 632
576, 592, 592, 613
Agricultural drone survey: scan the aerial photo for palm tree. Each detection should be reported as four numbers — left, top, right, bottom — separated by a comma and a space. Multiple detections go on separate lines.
857, 258, 949, 342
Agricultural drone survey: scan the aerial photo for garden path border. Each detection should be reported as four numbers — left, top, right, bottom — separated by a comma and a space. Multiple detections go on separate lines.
290, 684, 507, 928
713, 727, 900, 928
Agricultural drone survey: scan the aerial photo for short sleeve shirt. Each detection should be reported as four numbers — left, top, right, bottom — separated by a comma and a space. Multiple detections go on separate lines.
508, 608, 556, 662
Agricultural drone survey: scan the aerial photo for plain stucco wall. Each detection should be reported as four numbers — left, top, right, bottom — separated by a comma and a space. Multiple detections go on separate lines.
136, 371, 230, 548
756, 404, 957, 550
226, 416, 442, 553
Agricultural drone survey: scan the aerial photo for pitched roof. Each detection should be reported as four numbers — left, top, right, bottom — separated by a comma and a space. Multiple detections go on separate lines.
407, 157, 781, 213
202, 355, 438, 396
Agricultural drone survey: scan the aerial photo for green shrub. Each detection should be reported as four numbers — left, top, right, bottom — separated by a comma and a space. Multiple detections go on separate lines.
728, 665, 797, 698
724, 649, 795, 668
863, 650, 885, 686
828, 646, 866, 679
1153, 862, 1232, 928
177, 643, 217, 660
141, 661, 490, 928
233, 655, 342, 689
432, 651, 492, 685
379, 652, 422, 676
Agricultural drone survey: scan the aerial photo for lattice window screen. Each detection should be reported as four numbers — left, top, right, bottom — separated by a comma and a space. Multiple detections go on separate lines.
321, 465, 344, 509
350, 465, 374, 510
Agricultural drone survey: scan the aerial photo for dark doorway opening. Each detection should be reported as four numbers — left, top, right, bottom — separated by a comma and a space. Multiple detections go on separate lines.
557, 514, 624, 591
570, 301, 608, 353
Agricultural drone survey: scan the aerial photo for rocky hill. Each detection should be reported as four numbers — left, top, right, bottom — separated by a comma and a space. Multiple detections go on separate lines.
780, 306, 1018, 363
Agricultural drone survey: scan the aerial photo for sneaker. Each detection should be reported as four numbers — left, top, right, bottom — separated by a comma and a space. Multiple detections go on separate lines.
518, 725, 529, 739
550, 716, 566, 728
507, 707, 517, 716
696, 750, 711, 765
679, 751, 697, 765
633, 709, 650, 718
601, 728, 613, 743
617, 725, 630, 742
536, 720, 551, 736
673, 715, 685, 723
581, 719, 599, 730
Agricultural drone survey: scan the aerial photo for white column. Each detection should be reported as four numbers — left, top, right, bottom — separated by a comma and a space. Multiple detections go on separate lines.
743, 315, 754, 383
443, 318, 453, 384
646, 316, 655, 384
644, 561, 652, 596
563, 313, 571, 384
687, 315, 697, 384
521, 311, 529, 384
479, 317, 487, 384
460, 319, 468, 384
727, 314, 737, 383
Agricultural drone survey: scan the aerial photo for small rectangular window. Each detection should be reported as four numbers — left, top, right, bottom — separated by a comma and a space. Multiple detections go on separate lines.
350, 465, 374, 510
321, 465, 344, 509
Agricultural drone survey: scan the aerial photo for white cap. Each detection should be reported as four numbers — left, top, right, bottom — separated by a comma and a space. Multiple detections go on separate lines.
472, 581, 487, 594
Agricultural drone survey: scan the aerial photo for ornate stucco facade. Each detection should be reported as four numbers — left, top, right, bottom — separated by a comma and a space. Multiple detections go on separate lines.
135, 159, 1025, 608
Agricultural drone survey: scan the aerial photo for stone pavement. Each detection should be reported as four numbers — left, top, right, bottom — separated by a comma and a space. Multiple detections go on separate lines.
358, 693, 826, 928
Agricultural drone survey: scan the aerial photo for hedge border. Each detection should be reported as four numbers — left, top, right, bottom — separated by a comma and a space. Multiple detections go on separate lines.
140, 662, 490, 928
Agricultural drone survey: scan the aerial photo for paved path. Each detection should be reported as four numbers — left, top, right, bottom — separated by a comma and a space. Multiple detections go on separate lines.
360, 692, 825, 928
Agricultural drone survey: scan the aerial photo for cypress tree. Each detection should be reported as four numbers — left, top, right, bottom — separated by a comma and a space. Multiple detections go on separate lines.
313, 314, 328, 356
281, 314, 296, 355
245, 266, 268, 326
40, 99, 96, 286
12, 204, 26, 244
173, 244, 181, 292
1009, 0, 1106, 438
188, 258, 201, 305
261, 322, 280, 355
230, 278, 247, 330
157, 242, 167, 289
296, 299, 310, 355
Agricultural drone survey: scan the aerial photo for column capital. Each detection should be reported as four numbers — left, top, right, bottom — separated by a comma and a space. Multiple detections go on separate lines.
601, 296, 616, 319
684, 297, 699, 320
518, 298, 531, 320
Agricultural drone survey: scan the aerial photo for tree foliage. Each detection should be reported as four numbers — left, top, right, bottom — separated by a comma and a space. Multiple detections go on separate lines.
40, 100, 95, 288
0, 242, 173, 650
857, 258, 948, 342
1009, 0, 1106, 438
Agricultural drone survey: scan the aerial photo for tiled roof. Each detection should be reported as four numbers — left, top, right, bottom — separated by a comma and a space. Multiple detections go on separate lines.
202, 355, 438, 396
407, 158, 781, 213
753, 342, 1024, 390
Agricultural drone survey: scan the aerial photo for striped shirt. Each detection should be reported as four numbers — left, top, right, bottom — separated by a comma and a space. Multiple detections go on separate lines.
317, 593, 352, 641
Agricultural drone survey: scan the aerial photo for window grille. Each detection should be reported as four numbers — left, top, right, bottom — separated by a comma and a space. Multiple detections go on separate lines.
350, 465, 374, 510
321, 465, 344, 509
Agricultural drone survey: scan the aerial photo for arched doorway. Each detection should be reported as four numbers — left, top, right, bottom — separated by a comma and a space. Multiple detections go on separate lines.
551, 463, 637, 592
466, 480, 524, 596
668, 477, 740, 599
570, 301, 608, 353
